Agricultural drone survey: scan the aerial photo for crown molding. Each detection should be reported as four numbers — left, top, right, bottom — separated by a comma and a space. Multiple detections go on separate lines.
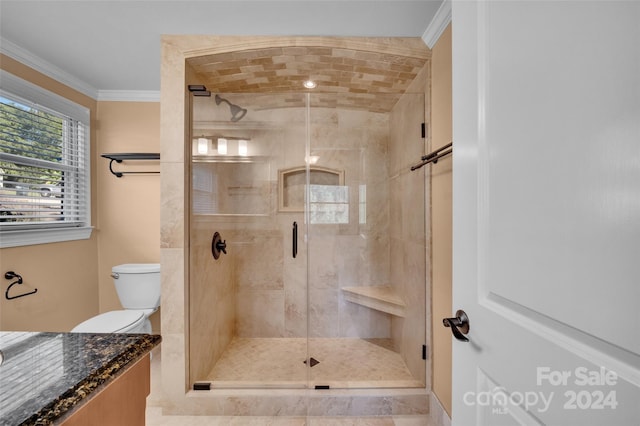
422, 0, 452, 49
0, 37, 99, 100
98, 90, 160, 102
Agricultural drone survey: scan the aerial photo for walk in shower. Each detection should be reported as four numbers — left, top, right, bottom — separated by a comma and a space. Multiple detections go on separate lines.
181, 42, 430, 393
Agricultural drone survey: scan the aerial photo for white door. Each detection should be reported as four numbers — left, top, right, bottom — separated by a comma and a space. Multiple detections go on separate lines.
451, 1, 640, 425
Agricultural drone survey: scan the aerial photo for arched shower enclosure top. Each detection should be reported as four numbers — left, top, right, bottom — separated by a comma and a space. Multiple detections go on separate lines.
159, 36, 431, 409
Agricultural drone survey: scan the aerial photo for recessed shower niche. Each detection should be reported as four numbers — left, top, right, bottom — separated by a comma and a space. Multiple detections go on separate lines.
160, 36, 431, 415
278, 166, 344, 214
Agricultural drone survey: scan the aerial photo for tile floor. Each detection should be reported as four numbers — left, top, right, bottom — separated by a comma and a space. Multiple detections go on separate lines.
147, 407, 430, 426
207, 337, 423, 388
146, 346, 431, 425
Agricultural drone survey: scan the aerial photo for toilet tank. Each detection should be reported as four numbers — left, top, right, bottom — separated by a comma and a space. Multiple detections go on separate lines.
112, 263, 161, 310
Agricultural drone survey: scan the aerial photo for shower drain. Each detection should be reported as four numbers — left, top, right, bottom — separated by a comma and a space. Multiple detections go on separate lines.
303, 357, 320, 367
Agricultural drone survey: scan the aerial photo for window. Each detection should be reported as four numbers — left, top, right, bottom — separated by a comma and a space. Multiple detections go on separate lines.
309, 184, 349, 224
0, 71, 91, 247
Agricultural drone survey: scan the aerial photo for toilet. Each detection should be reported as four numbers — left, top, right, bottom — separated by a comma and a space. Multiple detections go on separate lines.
72, 263, 160, 334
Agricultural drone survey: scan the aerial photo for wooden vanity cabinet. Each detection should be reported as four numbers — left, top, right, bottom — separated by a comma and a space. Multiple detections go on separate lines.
60, 354, 151, 426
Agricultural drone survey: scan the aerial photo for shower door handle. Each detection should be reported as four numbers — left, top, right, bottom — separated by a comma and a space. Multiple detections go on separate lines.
292, 221, 298, 258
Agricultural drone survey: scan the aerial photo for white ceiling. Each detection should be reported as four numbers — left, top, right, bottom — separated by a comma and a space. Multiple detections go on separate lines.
0, 1, 445, 97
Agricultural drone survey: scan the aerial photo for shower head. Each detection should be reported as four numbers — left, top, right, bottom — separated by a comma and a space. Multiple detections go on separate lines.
215, 95, 247, 122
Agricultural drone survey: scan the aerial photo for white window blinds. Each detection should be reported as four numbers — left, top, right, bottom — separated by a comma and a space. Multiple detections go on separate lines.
0, 71, 90, 238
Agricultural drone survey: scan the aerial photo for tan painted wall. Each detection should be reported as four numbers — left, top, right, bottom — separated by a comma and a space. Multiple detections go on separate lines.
0, 56, 161, 333
430, 24, 453, 416
0, 54, 100, 331
95, 101, 161, 332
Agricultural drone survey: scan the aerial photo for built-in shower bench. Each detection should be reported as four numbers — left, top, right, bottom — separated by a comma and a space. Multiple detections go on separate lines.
341, 285, 406, 317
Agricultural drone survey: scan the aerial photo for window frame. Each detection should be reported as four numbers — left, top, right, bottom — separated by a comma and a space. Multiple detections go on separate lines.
0, 70, 92, 248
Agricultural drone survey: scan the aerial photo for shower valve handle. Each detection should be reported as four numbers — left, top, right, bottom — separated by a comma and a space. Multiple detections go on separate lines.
216, 239, 227, 254
211, 232, 227, 259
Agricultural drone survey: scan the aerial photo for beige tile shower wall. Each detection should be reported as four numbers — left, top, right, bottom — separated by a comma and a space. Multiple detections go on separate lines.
307, 107, 392, 339
160, 41, 194, 396
190, 98, 307, 340
234, 228, 285, 337
189, 217, 235, 379
389, 65, 429, 386
189, 99, 393, 342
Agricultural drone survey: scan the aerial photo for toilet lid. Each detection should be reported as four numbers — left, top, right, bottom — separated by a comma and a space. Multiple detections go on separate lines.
71, 310, 145, 333
112, 263, 160, 274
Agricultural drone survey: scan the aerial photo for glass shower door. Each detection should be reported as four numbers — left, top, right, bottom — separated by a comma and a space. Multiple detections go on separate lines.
189, 93, 310, 389
305, 92, 427, 389
188, 90, 426, 390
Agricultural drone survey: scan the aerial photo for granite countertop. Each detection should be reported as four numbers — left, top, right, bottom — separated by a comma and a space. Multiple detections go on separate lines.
0, 331, 161, 426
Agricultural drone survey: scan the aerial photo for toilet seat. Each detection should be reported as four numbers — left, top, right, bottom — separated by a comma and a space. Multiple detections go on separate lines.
71, 310, 145, 333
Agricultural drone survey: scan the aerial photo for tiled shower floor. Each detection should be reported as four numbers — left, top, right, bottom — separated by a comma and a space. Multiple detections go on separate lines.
205, 338, 423, 388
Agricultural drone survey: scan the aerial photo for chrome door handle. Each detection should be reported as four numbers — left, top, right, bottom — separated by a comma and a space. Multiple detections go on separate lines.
443, 310, 470, 342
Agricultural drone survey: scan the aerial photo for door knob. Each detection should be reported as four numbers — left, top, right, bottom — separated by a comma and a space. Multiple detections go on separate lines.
443, 310, 470, 342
